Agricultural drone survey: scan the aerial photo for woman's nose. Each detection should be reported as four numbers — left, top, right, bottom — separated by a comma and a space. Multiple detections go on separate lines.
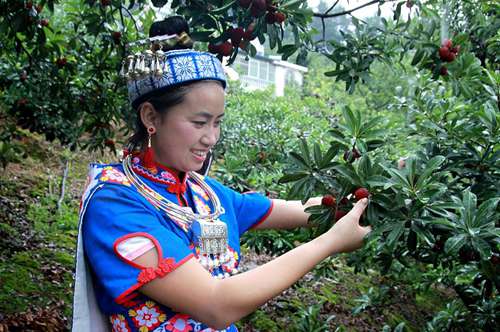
201, 127, 219, 146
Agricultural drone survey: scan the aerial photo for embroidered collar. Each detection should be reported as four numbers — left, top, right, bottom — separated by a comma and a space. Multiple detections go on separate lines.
130, 154, 188, 195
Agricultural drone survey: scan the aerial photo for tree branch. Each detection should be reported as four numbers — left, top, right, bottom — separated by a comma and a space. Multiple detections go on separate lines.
313, 0, 395, 18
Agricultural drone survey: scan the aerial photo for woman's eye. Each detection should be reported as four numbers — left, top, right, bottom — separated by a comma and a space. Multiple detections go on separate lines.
193, 121, 206, 127
214, 120, 223, 127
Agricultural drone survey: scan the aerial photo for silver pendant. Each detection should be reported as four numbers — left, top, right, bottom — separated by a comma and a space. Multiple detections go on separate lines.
191, 219, 228, 256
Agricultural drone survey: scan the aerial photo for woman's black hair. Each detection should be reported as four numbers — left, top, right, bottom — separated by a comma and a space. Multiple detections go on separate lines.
127, 16, 192, 152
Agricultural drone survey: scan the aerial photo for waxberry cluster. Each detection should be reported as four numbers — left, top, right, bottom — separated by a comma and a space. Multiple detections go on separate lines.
208, 23, 256, 57
239, 0, 286, 21
321, 187, 370, 221
438, 39, 460, 76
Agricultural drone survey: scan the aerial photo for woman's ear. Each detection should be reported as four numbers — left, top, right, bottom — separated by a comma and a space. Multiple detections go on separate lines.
139, 102, 159, 130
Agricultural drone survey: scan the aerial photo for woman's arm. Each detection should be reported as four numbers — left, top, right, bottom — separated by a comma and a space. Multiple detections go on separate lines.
135, 198, 370, 329
252, 197, 322, 230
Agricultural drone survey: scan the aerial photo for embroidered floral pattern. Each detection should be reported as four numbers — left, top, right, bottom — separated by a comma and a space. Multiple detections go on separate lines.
110, 314, 131, 332
100, 166, 131, 186
129, 301, 167, 331
137, 258, 176, 284
164, 314, 193, 332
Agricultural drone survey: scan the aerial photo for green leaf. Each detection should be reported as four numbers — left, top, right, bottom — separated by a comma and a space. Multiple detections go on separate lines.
298, 138, 311, 166
278, 172, 308, 184
471, 237, 492, 260
415, 155, 445, 190
462, 190, 477, 229
289, 151, 310, 169
210, 0, 236, 14
386, 223, 404, 250
475, 197, 500, 227
444, 234, 467, 254
313, 143, 322, 166
411, 48, 425, 66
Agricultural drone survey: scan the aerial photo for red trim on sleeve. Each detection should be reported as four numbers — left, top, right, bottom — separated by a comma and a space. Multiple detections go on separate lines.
251, 199, 274, 229
113, 232, 164, 270
115, 253, 195, 306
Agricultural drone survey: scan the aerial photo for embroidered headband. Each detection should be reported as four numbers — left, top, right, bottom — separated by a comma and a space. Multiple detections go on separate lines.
121, 33, 227, 109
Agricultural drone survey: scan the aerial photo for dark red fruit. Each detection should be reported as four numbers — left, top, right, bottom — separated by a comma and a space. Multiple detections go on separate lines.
40, 19, 49, 27
35, 4, 43, 13
353, 188, 370, 200
229, 27, 245, 46
442, 39, 452, 49
208, 43, 221, 54
335, 210, 347, 221
459, 247, 480, 263
405, 0, 413, 8
450, 45, 460, 55
219, 41, 233, 56
112, 31, 122, 43
56, 57, 67, 68
243, 22, 256, 40
104, 139, 115, 147
274, 12, 286, 23
251, 5, 264, 17
265, 12, 276, 24
343, 148, 360, 163
253, 0, 267, 11
17, 98, 28, 107
25, 1, 33, 10
239, 0, 252, 9
20, 71, 28, 82
100, 0, 111, 6
321, 194, 336, 207
490, 255, 500, 265
339, 197, 349, 205
438, 46, 450, 61
443, 51, 456, 62
440, 66, 448, 76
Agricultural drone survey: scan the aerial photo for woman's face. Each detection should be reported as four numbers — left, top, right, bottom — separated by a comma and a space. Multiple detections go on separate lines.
151, 81, 225, 173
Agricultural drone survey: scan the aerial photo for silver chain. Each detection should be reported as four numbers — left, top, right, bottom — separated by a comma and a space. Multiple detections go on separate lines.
122, 155, 225, 227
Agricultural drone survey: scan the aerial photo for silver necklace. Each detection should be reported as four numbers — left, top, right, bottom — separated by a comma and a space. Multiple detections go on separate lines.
122, 155, 238, 277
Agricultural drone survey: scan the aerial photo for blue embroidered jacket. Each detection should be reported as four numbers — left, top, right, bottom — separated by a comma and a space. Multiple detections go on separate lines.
80, 158, 273, 332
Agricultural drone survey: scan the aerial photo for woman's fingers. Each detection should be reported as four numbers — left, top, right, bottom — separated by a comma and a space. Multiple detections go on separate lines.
346, 198, 369, 222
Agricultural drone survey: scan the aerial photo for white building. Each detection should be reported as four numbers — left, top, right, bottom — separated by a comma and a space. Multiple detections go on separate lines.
226, 44, 308, 97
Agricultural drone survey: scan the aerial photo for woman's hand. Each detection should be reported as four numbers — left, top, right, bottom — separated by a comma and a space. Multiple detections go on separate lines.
327, 198, 371, 253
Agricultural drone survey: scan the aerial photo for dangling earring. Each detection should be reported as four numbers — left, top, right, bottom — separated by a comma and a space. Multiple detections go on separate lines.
143, 127, 156, 171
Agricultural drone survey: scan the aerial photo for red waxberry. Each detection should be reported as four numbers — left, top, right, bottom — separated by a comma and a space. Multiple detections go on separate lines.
353, 188, 370, 200
265, 12, 276, 24
229, 27, 245, 46
443, 51, 456, 62
490, 255, 500, 265
339, 197, 349, 205
104, 139, 115, 147
219, 41, 233, 57
321, 194, 336, 207
438, 46, 450, 61
56, 57, 67, 68
100, 0, 111, 6
25, 1, 33, 10
239, 39, 249, 50
239, 0, 252, 9
17, 98, 28, 107
243, 22, 256, 40
442, 39, 452, 49
35, 4, 43, 13
40, 19, 49, 27
274, 12, 286, 24
208, 43, 221, 54
335, 210, 347, 221
440, 66, 448, 76
450, 45, 460, 54
251, 5, 264, 17
253, 0, 267, 11
20, 71, 28, 82
112, 31, 122, 43
405, 0, 413, 8
343, 148, 360, 163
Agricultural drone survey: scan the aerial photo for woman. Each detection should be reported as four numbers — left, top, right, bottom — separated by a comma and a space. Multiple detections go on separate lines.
72, 16, 371, 332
